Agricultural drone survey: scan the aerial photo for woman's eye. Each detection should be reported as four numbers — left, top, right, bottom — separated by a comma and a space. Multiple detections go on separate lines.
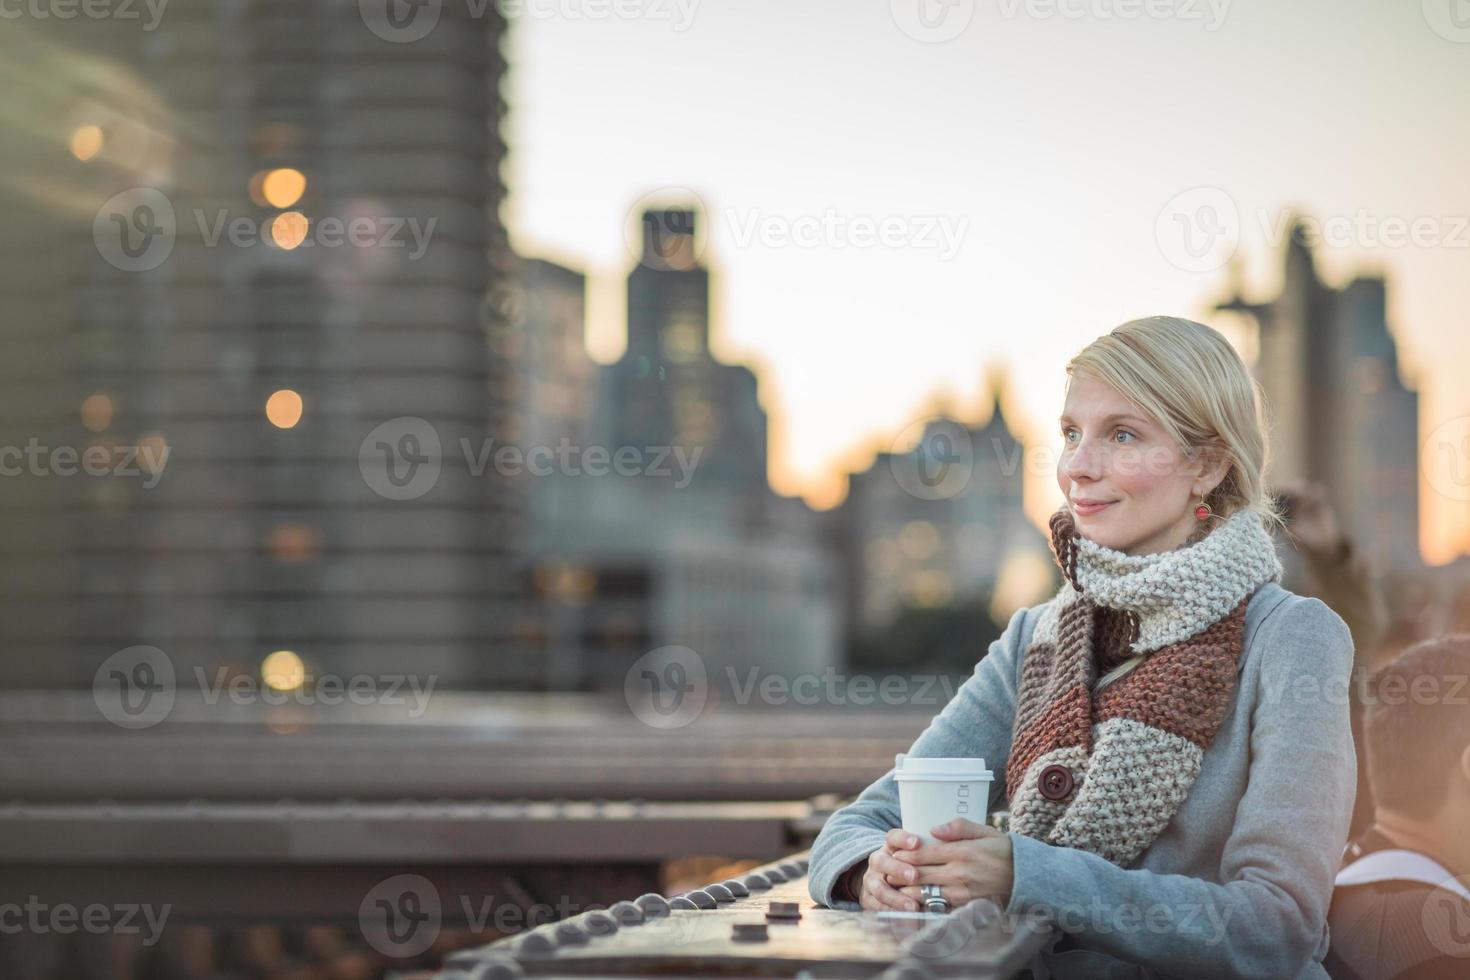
1061, 428, 1134, 444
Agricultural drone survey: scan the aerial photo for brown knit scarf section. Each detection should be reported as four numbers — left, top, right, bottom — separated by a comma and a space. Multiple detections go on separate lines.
1003, 508, 1267, 867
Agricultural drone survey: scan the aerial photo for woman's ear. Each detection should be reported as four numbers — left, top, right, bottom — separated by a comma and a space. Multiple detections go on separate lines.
1189, 441, 1231, 492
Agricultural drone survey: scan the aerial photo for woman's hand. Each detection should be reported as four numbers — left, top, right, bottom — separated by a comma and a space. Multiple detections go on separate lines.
854, 827, 953, 912
853, 819, 1014, 912
853, 836, 926, 912
887, 818, 1015, 910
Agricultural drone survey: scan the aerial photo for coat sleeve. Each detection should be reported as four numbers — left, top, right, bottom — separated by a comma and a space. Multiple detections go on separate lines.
1002, 596, 1358, 979
807, 602, 1033, 909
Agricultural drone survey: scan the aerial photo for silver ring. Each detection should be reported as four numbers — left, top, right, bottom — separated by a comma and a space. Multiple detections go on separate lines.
921, 883, 950, 913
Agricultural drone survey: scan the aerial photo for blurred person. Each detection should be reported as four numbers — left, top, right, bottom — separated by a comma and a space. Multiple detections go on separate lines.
1274, 479, 1391, 839
1274, 481, 1389, 666
1324, 635, 1470, 980
809, 316, 1357, 978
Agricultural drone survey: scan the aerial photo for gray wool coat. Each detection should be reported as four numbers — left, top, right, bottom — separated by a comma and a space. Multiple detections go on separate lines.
807, 581, 1357, 979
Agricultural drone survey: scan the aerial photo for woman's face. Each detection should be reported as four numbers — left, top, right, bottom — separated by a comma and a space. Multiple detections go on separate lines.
1055, 373, 1219, 556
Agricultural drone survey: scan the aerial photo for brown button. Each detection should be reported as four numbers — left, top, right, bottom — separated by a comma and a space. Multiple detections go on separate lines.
1038, 764, 1074, 801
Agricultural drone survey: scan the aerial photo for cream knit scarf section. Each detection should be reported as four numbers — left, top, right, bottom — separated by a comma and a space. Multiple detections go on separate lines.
1004, 505, 1283, 867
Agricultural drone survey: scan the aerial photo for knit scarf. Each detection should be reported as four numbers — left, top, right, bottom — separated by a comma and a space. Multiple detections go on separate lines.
1004, 504, 1284, 867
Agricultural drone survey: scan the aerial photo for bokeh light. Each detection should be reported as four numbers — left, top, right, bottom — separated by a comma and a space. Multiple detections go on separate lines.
261, 650, 306, 693
265, 389, 304, 429
261, 168, 306, 208
69, 125, 104, 161
80, 393, 113, 432
269, 211, 309, 250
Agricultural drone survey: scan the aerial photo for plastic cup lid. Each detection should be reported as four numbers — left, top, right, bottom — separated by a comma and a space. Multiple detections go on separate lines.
893, 754, 993, 779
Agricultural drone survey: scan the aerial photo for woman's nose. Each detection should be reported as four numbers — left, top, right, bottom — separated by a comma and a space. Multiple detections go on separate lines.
1063, 437, 1105, 481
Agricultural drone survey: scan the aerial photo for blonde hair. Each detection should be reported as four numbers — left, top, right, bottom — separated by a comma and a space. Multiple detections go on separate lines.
1067, 315, 1285, 691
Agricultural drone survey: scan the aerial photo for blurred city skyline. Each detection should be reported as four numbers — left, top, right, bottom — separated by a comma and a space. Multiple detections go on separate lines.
3, 6, 1465, 976
0, 0, 1459, 698
501, 0, 1470, 562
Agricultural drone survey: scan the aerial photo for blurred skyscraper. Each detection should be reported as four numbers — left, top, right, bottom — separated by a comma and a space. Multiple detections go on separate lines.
1217, 216, 1421, 574
597, 208, 769, 508
836, 372, 1054, 660
0, 2, 522, 686
524, 207, 839, 691
511, 257, 597, 451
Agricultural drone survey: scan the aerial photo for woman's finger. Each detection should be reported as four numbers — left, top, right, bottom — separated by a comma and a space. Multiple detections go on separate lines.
899, 883, 950, 908
929, 817, 1000, 840
889, 840, 956, 868
884, 827, 920, 852
899, 878, 983, 909
871, 849, 921, 886
863, 866, 920, 912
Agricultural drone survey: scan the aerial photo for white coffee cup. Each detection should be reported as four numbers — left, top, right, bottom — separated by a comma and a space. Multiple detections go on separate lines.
893, 753, 994, 844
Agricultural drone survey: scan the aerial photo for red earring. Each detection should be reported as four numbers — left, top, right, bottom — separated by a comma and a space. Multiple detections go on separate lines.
1194, 495, 1212, 521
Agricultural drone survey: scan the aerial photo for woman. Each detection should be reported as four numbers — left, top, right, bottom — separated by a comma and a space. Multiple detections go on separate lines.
808, 316, 1358, 979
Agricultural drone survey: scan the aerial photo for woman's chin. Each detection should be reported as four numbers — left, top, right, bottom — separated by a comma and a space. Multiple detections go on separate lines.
1074, 517, 1133, 551
1073, 503, 1121, 524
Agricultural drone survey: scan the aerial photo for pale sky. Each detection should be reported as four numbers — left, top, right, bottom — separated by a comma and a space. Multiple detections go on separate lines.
501, 0, 1470, 563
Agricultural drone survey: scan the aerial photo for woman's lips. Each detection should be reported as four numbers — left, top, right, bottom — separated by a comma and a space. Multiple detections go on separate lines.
1073, 500, 1115, 516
